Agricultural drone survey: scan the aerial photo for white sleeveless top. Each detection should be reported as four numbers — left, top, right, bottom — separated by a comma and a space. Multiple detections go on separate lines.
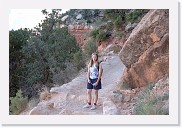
89, 63, 99, 79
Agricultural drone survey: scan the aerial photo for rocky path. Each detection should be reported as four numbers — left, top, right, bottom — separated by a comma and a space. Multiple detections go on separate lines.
24, 54, 125, 115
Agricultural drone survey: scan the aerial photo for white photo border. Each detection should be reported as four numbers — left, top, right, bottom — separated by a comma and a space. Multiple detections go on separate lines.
0, 0, 179, 125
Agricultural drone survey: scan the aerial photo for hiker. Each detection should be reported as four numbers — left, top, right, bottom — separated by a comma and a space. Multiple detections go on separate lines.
83, 52, 103, 110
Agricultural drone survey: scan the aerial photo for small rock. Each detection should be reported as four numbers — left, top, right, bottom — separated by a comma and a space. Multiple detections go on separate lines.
76, 14, 82, 20
132, 23, 138, 28
111, 92, 123, 103
61, 15, 69, 22
46, 102, 54, 109
123, 94, 131, 102
125, 22, 138, 32
125, 22, 133, 31
68, 24, 75, 30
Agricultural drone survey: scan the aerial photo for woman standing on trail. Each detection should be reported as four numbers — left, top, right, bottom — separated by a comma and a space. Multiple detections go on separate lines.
83, 52, 103, 110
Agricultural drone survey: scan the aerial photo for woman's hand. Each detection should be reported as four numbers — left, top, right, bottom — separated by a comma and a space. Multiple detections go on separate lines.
93, 81, 98, 86
88, 79, 91, 83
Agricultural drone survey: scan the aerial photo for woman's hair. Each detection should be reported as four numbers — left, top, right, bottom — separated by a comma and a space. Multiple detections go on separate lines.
90, 52, 99, 67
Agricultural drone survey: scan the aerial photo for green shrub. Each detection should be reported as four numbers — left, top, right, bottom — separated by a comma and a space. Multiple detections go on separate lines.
106, 22, 114, 31
114, 31, 123, 38
84, 39, 97, 56
113, 16, 122, 30
89, 29, 107, 42
147, 83, 155, 91
134, 94, 169, 115
89, 29, 99, 38
96, 30, 107, 42
133, 84, 169, 115
94, 18, 103, 26
103, 9, 126, 22
122, 83, 131, 90
10, 90, 28, 114
126, 9, 145, 23
73, 50, 86, 70
87, 19, 92, 24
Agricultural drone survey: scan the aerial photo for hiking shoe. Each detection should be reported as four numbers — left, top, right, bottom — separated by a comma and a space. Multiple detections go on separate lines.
90, 104, 96, 110
83, 103, 91, 108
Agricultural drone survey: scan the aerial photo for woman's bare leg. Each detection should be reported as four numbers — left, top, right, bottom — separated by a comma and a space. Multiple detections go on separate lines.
87, 89, 92, 103
93, 90, 98, 104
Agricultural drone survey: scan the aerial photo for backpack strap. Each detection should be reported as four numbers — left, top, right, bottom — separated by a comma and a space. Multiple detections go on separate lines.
98, 60, 103, 71
98, 61, 100, 71
98, 61, 102, 81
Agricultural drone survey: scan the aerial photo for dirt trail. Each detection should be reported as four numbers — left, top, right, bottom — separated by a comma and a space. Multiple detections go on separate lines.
23, 54, 125, 115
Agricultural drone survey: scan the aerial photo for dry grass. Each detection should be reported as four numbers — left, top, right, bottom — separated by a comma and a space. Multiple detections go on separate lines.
133, 84, 169, 115
39, 87, 51, 101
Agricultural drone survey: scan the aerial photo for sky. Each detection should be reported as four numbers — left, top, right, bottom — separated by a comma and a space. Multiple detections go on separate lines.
9, 9, 69, 30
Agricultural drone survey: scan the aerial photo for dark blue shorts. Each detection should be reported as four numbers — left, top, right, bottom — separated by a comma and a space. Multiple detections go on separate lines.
87, 78, 102, 90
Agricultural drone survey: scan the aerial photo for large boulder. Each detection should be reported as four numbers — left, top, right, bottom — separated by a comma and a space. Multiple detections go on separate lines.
103, 101, 119, 115
119, 9, 169, 88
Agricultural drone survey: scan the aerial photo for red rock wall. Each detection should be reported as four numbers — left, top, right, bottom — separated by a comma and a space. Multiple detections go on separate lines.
68, 25, 90, 49
119, 9, 169, 88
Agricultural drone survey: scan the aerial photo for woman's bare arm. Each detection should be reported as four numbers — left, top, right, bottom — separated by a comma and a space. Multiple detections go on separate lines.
87, 63, 91, 82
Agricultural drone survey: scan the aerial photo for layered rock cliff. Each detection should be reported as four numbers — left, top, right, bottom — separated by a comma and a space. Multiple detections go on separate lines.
68, 24, 91, 48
